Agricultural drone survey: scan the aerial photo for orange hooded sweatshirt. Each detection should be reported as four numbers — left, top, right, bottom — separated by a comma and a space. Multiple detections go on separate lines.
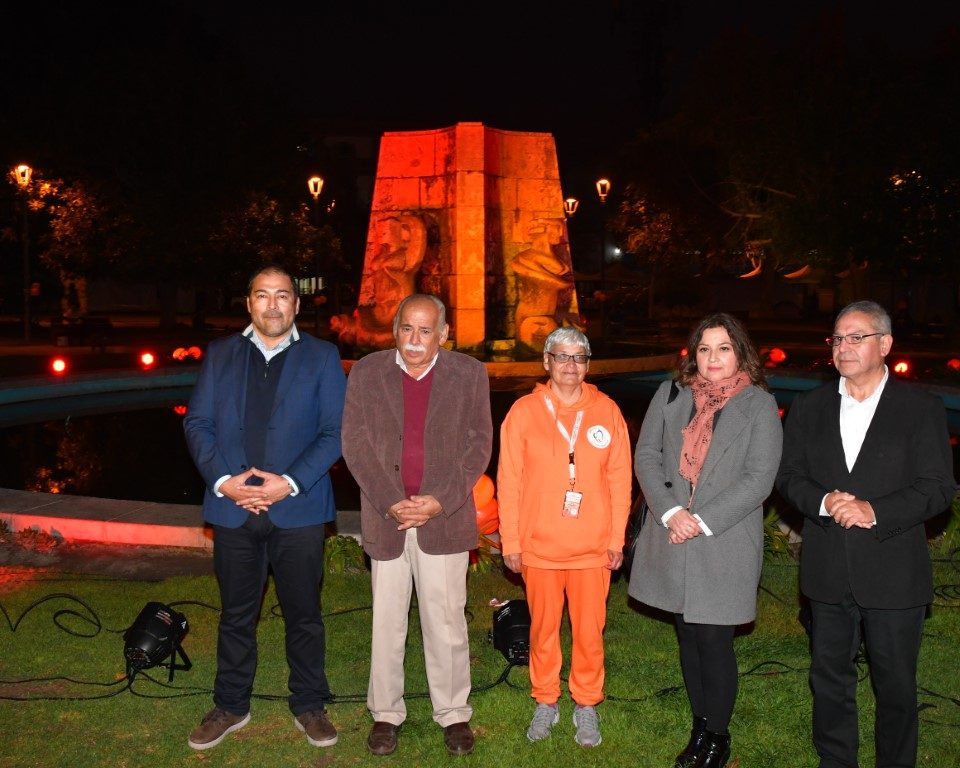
497, 381, 633, 569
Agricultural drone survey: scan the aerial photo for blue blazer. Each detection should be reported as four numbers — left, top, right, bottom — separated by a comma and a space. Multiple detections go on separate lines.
184, 330, 346, 528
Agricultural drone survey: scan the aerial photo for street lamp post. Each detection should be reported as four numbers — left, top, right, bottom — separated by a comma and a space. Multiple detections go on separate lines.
595, 177, 611, 343
14, 164, 33, 342
308, 175, 324, 336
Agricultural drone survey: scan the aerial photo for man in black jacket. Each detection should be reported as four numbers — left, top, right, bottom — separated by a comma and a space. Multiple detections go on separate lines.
777, 300, 956, 768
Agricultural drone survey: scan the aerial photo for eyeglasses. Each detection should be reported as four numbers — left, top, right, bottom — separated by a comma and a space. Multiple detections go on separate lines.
546, 352, 591, 364
825, 332, 884, 347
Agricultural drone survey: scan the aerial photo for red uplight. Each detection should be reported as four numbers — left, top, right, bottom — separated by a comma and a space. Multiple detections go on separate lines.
173, 405, 188, 416
679, 347, 689, 358
769, 348, 787, 364
777, 407, 786, 419
947, 358, 960, 372
892, 360, 910, 375
50, 357, 68, 375
172, 345, 203, 361
139, 351, 157, 369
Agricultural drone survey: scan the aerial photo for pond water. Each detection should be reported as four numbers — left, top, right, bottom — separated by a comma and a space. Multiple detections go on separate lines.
1, 374, 956, 517
0, 377, 658, 508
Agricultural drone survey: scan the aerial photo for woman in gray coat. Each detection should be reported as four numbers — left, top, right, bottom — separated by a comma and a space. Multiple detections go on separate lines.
629, 313, 782, 768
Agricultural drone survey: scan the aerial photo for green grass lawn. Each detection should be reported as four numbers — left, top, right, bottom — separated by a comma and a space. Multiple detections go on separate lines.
1, 555, 958, 767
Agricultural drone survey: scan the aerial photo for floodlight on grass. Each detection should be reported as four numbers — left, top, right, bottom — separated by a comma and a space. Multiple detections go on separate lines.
123, 602, 192, 681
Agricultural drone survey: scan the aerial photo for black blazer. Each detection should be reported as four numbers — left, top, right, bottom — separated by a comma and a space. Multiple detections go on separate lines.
776, 376, 956, 609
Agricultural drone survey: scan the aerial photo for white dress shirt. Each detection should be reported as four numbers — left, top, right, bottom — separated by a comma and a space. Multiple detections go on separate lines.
818, 366, 889, 518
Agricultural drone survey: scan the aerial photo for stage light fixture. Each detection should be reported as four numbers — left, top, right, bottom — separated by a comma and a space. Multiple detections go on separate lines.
123, 602, 192, 681
490, 599, 530, 665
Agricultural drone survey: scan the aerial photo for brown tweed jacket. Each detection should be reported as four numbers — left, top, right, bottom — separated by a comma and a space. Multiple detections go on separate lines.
341, 347, 493, 560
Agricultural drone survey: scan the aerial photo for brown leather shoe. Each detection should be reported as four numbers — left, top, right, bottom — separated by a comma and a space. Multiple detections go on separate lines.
187, 707, 250, 750
367, 721, 399, 756
294, 709, 338, 747
443, 721, 475, 756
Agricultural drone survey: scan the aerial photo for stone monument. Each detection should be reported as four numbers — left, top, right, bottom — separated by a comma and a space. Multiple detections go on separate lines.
331, 122, 580, 355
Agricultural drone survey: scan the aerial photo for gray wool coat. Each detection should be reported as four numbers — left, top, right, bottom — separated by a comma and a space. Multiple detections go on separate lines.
628, 380, 783, 624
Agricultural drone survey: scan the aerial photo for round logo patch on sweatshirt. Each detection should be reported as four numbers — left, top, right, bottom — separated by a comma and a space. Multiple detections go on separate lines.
586, 425, 611, 449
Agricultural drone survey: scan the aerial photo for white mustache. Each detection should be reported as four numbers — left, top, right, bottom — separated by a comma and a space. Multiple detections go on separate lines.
404, 343, 427, 353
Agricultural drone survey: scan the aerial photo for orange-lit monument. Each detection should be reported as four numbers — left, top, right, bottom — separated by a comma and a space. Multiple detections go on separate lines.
331, 122, 579, 355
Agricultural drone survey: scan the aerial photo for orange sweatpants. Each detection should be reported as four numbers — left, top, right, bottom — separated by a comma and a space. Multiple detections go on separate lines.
522, 565, 611, 706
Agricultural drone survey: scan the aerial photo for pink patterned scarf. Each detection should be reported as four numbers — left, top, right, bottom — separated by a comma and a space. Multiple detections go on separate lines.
679, 371, 751, 486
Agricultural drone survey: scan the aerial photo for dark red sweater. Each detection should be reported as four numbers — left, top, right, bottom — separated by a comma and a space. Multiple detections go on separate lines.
401, 367, 435, 497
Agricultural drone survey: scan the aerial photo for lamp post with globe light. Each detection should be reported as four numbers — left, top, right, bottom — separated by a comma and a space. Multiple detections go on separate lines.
308, 175, 324, 335
595, 177, 611, 342
13, 164, 33, 341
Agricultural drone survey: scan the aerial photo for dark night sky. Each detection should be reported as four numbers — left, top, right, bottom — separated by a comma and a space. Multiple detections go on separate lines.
4, 1, 959, 192
191, 1, 960, 183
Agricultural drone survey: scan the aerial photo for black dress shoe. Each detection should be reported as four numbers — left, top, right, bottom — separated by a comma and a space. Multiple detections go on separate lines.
367, 721, 399, 756
443, 721, 475, 756
675, 716, 708, 767
691, 731, 731, 768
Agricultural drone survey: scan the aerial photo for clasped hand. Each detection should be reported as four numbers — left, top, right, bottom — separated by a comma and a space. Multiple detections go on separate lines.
826, 491, 876, 529
389, 495, 443, 530
667, 509, 702, 544
222, 468, 292, 514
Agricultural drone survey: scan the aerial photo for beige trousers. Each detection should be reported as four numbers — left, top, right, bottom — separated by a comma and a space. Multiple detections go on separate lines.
368, 528, 472, 727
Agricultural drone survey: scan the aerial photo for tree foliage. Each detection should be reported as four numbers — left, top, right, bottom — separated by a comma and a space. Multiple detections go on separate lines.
207, 193, 343, 294
615, 12, 960, 281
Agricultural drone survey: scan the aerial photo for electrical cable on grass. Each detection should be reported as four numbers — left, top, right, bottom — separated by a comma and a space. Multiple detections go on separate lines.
0, 591, 516, 703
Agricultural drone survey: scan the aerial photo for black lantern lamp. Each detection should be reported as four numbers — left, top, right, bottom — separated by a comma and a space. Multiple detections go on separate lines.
123, 602, 192, 682
490, 600, 531, 665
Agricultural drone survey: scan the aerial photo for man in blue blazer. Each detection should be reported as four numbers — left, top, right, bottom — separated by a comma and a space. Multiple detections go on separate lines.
184, 264, 346, 751
777, 300, 956, 768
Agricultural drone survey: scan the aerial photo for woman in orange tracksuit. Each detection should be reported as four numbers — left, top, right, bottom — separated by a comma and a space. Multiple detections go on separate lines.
497, 326, 632, 748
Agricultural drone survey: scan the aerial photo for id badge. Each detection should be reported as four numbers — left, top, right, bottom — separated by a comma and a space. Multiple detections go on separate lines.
562, 490, 583, 518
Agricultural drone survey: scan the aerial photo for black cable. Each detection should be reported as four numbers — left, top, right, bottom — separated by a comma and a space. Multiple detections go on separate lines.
0, 593, 115, 637
0, 589, 518, 703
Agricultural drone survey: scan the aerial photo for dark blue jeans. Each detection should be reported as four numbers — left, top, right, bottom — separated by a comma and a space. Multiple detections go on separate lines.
212, 513, 330, 716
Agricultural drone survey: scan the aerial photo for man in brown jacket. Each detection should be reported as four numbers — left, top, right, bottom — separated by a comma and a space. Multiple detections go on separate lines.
342, 294, 492, 757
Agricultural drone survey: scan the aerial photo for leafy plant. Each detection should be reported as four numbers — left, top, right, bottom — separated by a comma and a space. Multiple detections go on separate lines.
470, 535, 501, 573
763, 508, 797, 562
935, 496, 960, 556
324, 534, 366, 573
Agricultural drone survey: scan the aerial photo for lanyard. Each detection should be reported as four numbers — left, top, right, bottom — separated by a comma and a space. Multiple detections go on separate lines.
543, 396, 583, 488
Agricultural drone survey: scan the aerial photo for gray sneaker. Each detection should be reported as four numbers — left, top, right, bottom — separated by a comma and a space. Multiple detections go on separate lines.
188, 707, 251, 750
526, 703, 560, 741
573, 704, 601, 747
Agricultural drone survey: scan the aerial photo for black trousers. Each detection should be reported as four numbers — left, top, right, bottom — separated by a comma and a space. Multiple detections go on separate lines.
212, 513, 330, 716
675, 615, 738, 734
809, 594, 925, 768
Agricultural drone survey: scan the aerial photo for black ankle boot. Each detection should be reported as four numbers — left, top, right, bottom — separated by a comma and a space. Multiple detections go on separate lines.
673, 716, 708, 767
691, 731, 731, 768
